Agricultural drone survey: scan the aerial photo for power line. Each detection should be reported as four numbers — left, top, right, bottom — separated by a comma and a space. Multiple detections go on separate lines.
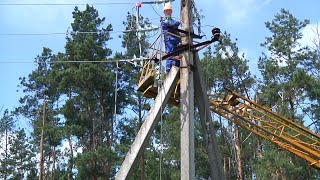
141, 0, 173, 4
0, 24, 212, 37
0, 1, 173, 6
0, 3, 135, 6
0, 27, 160, 36
0, 32, 67, 36
149, 4, 162, 17
0, 57, 151, 64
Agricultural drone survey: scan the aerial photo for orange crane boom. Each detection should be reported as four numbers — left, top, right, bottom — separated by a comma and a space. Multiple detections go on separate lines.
210, 88, 320, 169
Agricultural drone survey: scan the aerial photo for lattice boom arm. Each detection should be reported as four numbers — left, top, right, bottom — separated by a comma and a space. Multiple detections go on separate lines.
210, 90, 320, 169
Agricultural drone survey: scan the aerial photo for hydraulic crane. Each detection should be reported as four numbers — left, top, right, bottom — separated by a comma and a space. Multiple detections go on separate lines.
135, 28, 320, 170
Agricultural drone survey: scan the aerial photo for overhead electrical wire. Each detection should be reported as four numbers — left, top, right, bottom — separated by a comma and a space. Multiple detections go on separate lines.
0, 1, 173, 6
0, 20, 213, 37
0, 58, 151, 64
0, 27, 160, 36
0, 2, 135, 6
0, 32, 67, 36
149, 4, 162, 17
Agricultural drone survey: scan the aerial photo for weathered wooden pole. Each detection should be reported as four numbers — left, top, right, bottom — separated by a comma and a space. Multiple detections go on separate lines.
180, 0, 195, 179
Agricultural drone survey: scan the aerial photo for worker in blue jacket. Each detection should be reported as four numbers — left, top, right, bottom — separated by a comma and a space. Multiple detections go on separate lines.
162, 3, 181, 72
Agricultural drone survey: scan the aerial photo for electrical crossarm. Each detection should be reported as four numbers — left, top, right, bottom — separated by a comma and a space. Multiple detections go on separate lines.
161, 27, 221, 61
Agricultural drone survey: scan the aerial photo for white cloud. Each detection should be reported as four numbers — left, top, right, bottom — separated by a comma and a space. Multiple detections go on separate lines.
299, 22, 320, 49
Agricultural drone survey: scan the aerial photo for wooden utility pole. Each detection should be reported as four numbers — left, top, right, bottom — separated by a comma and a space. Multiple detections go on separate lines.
180, 0, 195, 179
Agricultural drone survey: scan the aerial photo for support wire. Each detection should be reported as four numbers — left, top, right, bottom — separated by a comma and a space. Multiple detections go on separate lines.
159, 21, 164, 180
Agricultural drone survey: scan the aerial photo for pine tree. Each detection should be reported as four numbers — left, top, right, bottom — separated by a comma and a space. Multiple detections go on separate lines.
304, 25, 320, 133
7, 129, 37, 180
257, 8, 319, 179
57, 5, 129, 179
16, 47, 64, 179
0, 109, 15, 180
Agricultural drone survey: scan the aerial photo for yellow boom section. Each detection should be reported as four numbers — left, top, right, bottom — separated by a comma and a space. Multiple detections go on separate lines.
210, 89, 320, 169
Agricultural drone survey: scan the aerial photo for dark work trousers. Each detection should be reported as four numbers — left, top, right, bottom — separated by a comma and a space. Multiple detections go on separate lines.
165, 38, 180, 72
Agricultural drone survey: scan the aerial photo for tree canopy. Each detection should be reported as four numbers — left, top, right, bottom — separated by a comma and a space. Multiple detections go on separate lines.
1, 5, 319, 180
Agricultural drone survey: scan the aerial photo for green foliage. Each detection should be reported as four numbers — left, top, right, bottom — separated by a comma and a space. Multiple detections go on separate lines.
67, 5, 112, 61
159, 107, 181, 178
14, 5, 125, 179
194, 115, 210, 179
58, 5, 126, 179
256, 8, 319, 179
0, 110, 15, 179
0, 109, 15, 134
76, 146, 118, 178
261, 9, 310, 57
202, 32, 254, 94
252, 145, 319, 180
6, 129, 37, 179
258, 9, 311, 114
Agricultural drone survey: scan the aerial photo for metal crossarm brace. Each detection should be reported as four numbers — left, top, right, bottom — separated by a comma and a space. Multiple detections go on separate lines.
161, 37, 219, 61
164, 26, 204, 39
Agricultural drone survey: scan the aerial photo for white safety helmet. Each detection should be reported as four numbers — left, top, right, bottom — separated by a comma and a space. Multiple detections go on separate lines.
163, 3, 172, 11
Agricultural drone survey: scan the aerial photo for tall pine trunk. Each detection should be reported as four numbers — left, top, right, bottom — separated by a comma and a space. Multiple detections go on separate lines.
87, 105, 97, 180
67, 135, 73, 180
235, 125, 243, 180
67, 90, 74, 180
39, 95, 46, 180
51, 147, 56, 180
68, 135, 73, 180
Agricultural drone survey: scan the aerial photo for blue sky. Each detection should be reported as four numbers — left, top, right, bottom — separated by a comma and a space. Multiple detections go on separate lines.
0, 0, 319, 119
